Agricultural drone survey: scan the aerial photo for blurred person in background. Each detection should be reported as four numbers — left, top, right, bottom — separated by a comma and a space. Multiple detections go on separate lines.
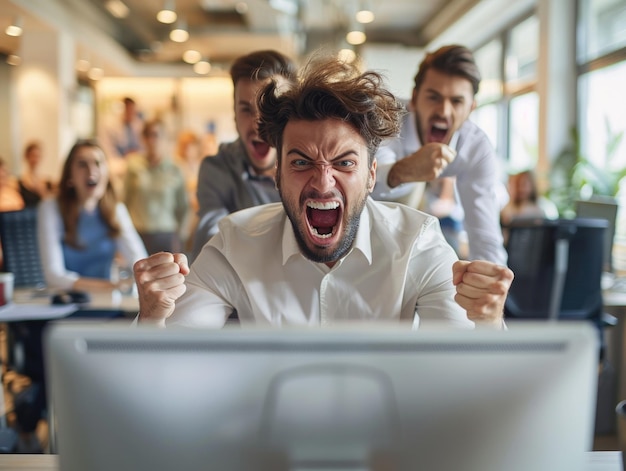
101, 96, 145, 198
18, 140, 55, 207
0, 157, 25, 270
500, 169, 556, 243
124, 119, 188, 254
191, 49, 297, 261
38, 139, 147, 291
0, 157, 25, 212
175, 130, 202, 253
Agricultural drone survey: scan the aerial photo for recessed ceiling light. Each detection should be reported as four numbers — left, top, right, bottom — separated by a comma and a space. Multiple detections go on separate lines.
170, 19, 189, 43
5, 17, 23, 37
6, 54, 21, 66
104, 0, 129, 19
157, 0, 177, 24
87, 67, 104, 80
346, 30, 366, 45
356, 10, 374, 24
193, 59, 211, 75
183, 50, 202, 64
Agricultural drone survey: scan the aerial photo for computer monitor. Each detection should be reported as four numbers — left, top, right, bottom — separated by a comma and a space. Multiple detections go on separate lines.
576, 197, 618, 272
45, 322, 598, 471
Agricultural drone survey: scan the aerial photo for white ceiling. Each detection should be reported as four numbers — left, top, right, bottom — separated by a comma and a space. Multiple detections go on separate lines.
0, 0, 535, 76
0, 0, 469, 66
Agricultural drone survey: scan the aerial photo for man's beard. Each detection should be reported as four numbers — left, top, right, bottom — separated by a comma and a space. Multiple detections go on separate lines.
280, 189, 369, 265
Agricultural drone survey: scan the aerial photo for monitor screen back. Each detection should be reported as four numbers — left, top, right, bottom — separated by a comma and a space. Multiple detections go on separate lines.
576, 198, 618, 272
45, 322, 599, 471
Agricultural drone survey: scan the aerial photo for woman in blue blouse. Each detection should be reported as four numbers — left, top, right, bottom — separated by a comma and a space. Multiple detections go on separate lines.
38, 139, 147, 291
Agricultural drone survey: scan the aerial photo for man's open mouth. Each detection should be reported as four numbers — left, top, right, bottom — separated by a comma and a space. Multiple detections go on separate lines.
306, 201, 340, 239
429, 122, 449, 143
251, 139, 270, 157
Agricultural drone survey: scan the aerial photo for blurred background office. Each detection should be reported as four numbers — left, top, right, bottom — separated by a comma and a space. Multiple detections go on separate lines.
0, 0, 623, 267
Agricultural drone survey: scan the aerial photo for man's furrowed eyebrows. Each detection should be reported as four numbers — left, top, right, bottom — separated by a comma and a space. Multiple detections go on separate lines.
286, 148, 311, 159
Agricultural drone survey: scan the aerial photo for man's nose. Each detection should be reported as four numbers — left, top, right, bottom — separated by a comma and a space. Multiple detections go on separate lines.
437, 99, 452, 117
310, 163, 336, 191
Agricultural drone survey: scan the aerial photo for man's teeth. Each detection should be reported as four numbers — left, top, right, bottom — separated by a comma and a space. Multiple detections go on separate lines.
433, 123, 448, 130
310, 228, 333, 239
307, 201, 339, 210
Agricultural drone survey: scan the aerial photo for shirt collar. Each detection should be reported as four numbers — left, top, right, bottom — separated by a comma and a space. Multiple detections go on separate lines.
281, 201, 373, 267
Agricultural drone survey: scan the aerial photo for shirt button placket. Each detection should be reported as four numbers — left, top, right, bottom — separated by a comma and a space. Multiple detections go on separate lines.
320, 274, 330, 326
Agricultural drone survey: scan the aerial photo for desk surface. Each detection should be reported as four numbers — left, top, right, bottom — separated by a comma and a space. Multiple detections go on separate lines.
0, 452, 620, 470
13, 287, 139, 313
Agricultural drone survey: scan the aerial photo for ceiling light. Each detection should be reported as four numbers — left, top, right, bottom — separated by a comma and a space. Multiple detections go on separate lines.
157, 0, 177, 24
104, 0, 130, 19
338, 48, 356, 64
76, 58, 91, 72
170, 19, 189, 42
346, 30, 366, 45
356, 9, 374, 24
183, 49, 202, 64
87, 67, 104, 81
5, 17, 23, 37
193, 59, 211, 75
6, 54, 21, 66
235, 2, 248, 14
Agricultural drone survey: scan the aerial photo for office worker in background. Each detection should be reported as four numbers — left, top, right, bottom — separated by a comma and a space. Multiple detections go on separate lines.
101, 96, 145, 198
124, 119, 189, 255
105, 96, 144, 159
18, 141, 55, 207
372, 45, 508, 265
175, 129, 202, 253
500, 169, 552, 225
190, 49, 297, 261
38, 139, 147, 291
134, 54, 513, 329
0, 157, 25, 213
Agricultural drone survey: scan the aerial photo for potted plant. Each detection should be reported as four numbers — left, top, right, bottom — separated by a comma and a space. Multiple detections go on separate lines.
547, 121, 625, 217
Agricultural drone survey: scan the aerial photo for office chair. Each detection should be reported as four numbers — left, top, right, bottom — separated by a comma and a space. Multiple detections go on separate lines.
0, 208, 45, 289
504, 217, 617, 434
504, 217, 613, 327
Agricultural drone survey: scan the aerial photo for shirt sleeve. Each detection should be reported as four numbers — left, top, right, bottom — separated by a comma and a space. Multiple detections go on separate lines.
37, 198, 79, 290
191, 157, 231, 261
371, 140, 422, 201
404, 220, 474, 329
168, 236, 239, 328
453, 144, 508, 265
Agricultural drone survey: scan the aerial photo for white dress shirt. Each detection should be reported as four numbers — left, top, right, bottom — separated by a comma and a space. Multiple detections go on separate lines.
373, 113, 507, 265
169, 198, 473, 329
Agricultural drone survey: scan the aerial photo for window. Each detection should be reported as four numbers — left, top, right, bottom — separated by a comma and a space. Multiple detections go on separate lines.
578, 0, 626, 62
508, 92, 539, 172
506, 15, 539, 90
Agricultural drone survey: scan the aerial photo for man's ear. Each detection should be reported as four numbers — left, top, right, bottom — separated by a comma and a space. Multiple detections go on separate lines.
471, 98, 477, 112
410, 88, 418, 111
274, 160, 281, 191
367, 158, 377, 193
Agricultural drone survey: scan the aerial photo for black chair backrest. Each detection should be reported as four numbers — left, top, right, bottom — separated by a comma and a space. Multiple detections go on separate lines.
504, 217, 607, 322
0, 208, 46, 289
